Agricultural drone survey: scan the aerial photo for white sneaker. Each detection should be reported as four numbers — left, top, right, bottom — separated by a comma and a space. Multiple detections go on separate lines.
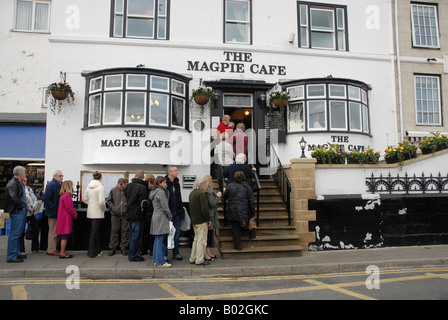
157, 262, 172, 268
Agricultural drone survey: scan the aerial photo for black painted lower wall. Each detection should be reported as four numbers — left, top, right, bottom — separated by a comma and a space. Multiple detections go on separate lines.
308, 194, 448, 251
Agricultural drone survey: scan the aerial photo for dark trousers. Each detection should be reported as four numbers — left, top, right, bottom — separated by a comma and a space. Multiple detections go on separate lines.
230, 221, 242, 250
88, 219, 102, 257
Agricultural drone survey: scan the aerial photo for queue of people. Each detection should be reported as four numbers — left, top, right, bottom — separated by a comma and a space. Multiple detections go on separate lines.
4, 116, 256, 265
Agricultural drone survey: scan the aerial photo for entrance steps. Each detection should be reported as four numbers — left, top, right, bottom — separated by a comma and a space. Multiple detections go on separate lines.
215, 178, 304, 259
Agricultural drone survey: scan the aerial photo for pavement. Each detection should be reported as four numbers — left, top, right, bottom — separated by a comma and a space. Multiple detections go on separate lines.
0, 236, 447, 280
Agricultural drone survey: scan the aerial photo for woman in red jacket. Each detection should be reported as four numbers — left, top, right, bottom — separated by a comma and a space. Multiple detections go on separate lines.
57, 180, 78, 259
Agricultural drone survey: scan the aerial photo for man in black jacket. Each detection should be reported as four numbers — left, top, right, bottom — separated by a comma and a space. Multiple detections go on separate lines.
124, 170, 148, 262
4, 166, 29, 262
165, 166, 184, 260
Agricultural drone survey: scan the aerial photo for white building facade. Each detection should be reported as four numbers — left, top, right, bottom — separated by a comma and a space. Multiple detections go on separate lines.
28, 0, 396, 197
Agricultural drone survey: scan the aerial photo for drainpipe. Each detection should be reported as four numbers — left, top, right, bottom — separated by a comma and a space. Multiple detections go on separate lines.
394, 0, 404, 142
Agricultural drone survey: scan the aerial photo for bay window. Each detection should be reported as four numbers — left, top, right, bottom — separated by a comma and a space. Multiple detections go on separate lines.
84, 68, 189, 130
286, 79, 370, 134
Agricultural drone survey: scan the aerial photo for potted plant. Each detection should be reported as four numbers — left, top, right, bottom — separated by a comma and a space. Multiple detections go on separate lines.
347, 147, 380, 164
268, 90, 290, 109
46, 82, 75, 114
190, 87, 215, 117
311, 143, 346, 164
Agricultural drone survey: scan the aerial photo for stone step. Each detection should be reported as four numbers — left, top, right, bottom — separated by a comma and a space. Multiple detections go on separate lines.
218, 245, 304, 259
218, 234, 300, 249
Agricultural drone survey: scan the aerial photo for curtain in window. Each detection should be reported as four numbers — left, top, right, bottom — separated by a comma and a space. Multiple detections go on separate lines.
34, 2, 49, 30
226, 0, 249, 43
16, 0, 32, 30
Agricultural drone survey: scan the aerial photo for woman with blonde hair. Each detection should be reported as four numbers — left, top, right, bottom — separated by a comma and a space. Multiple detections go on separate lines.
56, 180, 78, 259
83, 171, 106, 258
204, 175, 221, 261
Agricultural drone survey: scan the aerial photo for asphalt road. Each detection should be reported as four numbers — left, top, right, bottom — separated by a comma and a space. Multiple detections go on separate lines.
1, 265, 448, 303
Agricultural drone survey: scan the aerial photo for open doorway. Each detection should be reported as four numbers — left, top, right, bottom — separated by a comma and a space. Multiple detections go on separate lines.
224, 107, 253, 130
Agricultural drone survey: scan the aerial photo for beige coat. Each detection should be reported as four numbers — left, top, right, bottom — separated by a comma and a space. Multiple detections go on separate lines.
83, 179, 106, 219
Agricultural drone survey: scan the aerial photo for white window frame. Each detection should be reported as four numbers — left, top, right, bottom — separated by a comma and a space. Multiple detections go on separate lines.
14, 0, 50, 33
310, 7, 335, 50
287, 101, 305, 133
414, 75, 442, 126
307, 100, 327, 131
103, 92, 123, 125
225, 0, 251, 44
329, 100, 347, 131
411, 3, 440, 49
88, 94, 103, 127
126, 74, 147, 90
171, 96, 185, 128
149, 92, 169, 126
125, 92, 147, 125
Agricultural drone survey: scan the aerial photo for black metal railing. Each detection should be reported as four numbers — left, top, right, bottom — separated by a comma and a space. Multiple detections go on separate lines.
251, 164, 262, 226
270, 145, 292, 225
366, 172, 448, 194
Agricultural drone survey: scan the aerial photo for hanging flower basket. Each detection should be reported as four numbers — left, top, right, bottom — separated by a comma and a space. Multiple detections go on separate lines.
271, 98, 289, 108
190, 87, 215, 117
51, 90, 68, 100
46, 82, 75, 114
193, 94, 210, 106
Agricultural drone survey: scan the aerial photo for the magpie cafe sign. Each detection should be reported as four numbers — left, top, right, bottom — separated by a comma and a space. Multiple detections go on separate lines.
187, 51, 287, 76
82, 128, 181, 165
100, 130, 170, 149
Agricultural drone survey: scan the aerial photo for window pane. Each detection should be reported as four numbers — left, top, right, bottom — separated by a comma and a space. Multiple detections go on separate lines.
349, 102, 361, 131
150, 93, 168, 125
308, 100, 326, 129
171, 97, 184, 127
16, 1, 32, 30
172, 80, 185, 96
288, 102, 304, 131
127, 18, 154, 37
128, 0, 154, 16
89, 95, 102, 126
307, 84, 326, 98
348, 86, 361, 101
223, 94, 252, 107
415, 75, 441, 125
34, 3, 49, 31
158, 17, 166, 39
412, 4, 439, 48
90, 77, 102, 92
311, 9, 334, 31
330, 101, 346, 130
226, 0, 249, 21
329, 84, 346, 98
362, 105, 369, 133
288, 86, 304, 100
127, 75, 146, 88
126, 92, 146, 124
311, 31, 334, 49
159, 0, 167, 15
114, 16, 123, 36
226, 22, 249, 43
115, 0, 124, 13
151, 76, 169, 91
105, 75, 123, 90
104, 93, 122, 124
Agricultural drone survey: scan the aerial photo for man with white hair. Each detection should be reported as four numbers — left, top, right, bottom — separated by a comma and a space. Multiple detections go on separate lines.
43, 170, 63, 256
223, 153, 256, 184
188, 177, 211, 266
5, 166, 28, 262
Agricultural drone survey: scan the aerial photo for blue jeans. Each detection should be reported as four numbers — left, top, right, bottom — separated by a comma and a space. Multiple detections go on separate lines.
7, 210, 27, 261
128, 220, 144, 260
165, 213, 181, 257
153, 235, 167, 266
